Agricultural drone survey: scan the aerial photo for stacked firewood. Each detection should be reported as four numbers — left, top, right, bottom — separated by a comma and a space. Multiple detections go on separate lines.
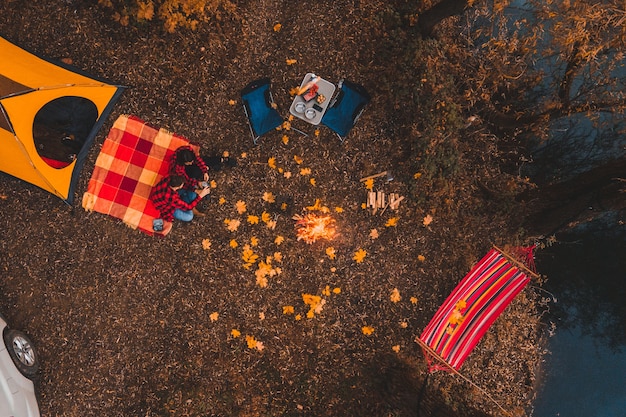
360, 171, 404, 215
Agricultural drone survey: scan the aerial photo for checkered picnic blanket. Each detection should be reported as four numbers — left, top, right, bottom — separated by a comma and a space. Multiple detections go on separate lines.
82, 115, 194, 236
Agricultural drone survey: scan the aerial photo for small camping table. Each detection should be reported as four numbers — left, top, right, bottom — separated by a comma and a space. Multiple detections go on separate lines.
289, 73, 336, 125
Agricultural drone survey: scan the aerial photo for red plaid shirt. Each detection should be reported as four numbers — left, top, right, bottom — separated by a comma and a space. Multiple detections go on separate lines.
150, 176, 200, 221
170, 146, 208, 189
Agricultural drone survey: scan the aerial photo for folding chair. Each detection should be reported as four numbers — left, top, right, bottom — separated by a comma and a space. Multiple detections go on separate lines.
241, 78, 306, 145
320, 79, 371, 143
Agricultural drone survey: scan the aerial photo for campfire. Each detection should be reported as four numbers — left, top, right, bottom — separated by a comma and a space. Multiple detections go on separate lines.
293, 213, 337, 244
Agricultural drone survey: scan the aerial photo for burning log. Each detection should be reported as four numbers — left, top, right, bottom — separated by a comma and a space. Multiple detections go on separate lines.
293, 213, 337, 244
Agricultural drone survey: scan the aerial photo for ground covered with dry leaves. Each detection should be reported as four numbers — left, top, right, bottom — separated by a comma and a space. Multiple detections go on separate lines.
0, 1, 546, 416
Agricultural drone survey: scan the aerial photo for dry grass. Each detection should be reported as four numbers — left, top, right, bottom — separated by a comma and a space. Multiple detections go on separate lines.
0, 1, 544, 416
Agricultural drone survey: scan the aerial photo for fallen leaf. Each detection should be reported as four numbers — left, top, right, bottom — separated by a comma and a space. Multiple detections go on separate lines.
334, 207, 344, 213
417, 254, 426, 263
259, 312, 265, 320
228, 99, 236, 105
364, 178, 374, 190
283, 171, 292, 179
362, 326, 375, 335
268, 157, 277, 170
423, 214, 433, 226
322, 285, 331, 296
326, 247, 336, 260
209, 312, 219, 322
410, 297, 418, 304
202, 239, 211, 250
231, 329, 241, 338
247, 215, 259, 224
310, 178, 316, 186
246, 335, 258, 349
282, 135, 289, 144
285, 58, 297, 65
400, 321, 408, 328
236, 200, 247, 214
273, 23, 282, 32
392, 345, 401, 353
390, 288, 401, 303
250, 236, 259, 247
385, 217, 398, 227
353, 248, 367, 263
332, 287, 341, 294
293, 155, 303, 164
219, 197, 226, 205
283, 305, 295, 314
229, 239, 238, 248
369, 229, 379, 239
300, 167, 311, 176
274, 236, 285, 245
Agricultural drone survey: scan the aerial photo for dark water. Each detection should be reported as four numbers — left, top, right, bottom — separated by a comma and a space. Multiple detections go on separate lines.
531, 220, 626, 417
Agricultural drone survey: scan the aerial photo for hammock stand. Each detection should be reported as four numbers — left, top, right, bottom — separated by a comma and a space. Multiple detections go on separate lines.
415, 245, 539, 416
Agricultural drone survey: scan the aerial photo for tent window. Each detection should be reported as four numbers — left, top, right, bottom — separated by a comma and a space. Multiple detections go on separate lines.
33, 96, 98, 169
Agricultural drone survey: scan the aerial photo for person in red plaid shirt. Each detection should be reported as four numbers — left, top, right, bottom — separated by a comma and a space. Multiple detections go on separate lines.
170, 146, 209, 190
150, 175, 210, 222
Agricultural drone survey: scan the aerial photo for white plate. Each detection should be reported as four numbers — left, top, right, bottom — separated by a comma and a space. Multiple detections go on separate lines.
305, 108, 316, 120
295, 102, 306, 113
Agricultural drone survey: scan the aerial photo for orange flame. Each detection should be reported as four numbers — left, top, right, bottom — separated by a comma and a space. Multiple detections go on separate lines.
293, 213, 337, 244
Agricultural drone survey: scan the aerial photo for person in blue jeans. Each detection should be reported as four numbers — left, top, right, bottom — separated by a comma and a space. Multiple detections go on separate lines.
150, 175, 210, 222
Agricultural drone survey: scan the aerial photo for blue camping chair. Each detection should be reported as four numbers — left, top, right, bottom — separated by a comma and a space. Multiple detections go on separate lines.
241, 78, 306, 145
320, 79, 371, 143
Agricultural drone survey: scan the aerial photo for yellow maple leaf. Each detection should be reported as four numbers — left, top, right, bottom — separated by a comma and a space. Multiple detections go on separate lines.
231, 329, 241, 338
423, 214, 434, 226
310, 178, 316, 186
392, 345, 401, 353
250, 236, 259, 247
266, 220, 277, 230
262, 192, 275, 203
314, 129, 320, 137
333, 287, 341, 294
224, 218, 241, 232
268, 157, 277, 170
282, 135, 289, 145
286, 58, 297, 65
236, 200, 247, 214
247, 215, 259, 224
273, 23, 282, 32
283, 305, 295, 315
399, 321, 408, 328
455, 300, 467, 310
278, 167, 284, 173
295, 314, 302, 321
390, 288, 401, 303
274, 235, 285, 245
300, 167, 311, 176
385, 217, 398, 227
364, 178, 374, 190
361, 203, 367, 209
210, 180, 217, 188
201, 239, 211, 250
362, 326, 375, 335
256, 275, 268, 288
283, 171, 292, 179
259, 211, 270, 223
334, 207, 344, 213
282, 120, 291, 130
255, 341, 265, 352
229, 239, 238, 248
209, 312, 219, 322
413, 172, 422, 179
293, 155, 303, 165
353, 248, 367, 263
322, 285, 331, 296
449, 310, 465, 325
241, 152, 247, 159
330, 267, 337, 272
219, 197, 226, 205
410, 296, 418, 304
417, 254, 426, 263
246, 335, 258, 349
326, 247, 336, 260
228, 99, 236, 106
273, 252, 283, 262
369, 229, 379, 239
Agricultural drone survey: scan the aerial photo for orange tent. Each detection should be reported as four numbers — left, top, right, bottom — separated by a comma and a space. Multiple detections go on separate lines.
0, 35, 124, 204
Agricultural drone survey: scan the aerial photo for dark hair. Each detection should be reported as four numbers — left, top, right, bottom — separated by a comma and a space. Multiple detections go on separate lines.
176, 148, 196, 165
169, 175, 185, 188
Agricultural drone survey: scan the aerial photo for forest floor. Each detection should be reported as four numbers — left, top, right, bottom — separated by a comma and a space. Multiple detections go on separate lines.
0, 1, 545, 416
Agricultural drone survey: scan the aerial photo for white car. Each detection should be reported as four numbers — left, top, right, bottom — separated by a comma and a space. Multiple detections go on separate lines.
0, 313, 40, 417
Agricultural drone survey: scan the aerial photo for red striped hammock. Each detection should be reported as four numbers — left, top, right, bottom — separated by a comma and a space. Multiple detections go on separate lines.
418, 247, 534, 372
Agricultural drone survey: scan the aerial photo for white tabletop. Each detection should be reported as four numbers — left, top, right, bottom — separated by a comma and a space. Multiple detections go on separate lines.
289, 73, 336, 125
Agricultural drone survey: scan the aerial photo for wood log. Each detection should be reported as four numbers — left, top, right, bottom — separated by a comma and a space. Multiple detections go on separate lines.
360, 171, 387, 182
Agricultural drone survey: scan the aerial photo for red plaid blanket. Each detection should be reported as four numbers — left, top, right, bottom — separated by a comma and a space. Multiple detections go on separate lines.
82, 115, 194, 236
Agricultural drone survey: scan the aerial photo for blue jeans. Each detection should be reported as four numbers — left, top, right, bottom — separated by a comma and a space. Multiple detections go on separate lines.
173, 189, 198, 222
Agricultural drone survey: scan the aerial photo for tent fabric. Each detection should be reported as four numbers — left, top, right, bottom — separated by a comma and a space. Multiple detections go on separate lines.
0, 35, 124, 204
82, 115, 196, 236
418, 248, 532, 372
